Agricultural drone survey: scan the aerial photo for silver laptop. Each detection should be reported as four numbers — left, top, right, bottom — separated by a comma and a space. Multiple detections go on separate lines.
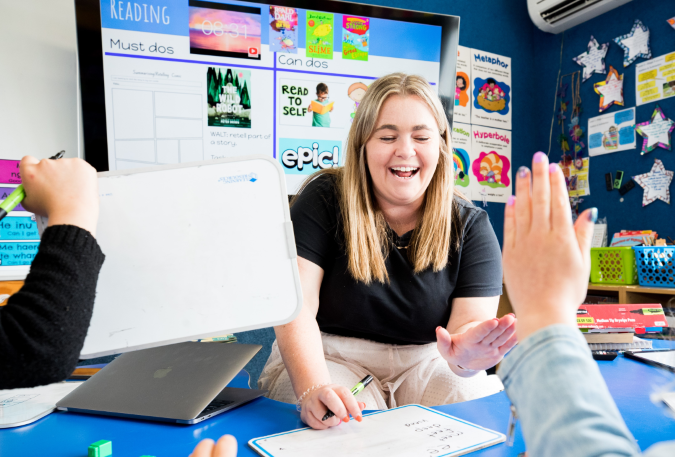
57, 342, 266, 424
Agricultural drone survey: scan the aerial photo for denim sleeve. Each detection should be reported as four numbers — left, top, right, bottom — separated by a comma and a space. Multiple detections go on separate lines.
497, 324, 642, 457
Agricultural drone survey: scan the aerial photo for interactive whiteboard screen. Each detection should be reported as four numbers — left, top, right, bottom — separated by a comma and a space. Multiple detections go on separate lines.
75, 0, 459, 192
62, 156, 301, 358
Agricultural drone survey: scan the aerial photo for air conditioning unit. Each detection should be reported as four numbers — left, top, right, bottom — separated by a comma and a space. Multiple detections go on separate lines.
528, 0, 633, 34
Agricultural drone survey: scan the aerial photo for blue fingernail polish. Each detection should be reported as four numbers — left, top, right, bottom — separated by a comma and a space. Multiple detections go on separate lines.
588, 208, 598, 223
517, 166, 529, 179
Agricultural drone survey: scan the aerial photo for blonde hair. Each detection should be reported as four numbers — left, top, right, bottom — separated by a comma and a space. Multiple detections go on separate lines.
293, 73, 465, 284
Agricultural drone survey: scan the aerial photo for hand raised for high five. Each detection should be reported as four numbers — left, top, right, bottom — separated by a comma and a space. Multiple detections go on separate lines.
436, 315, 517, 373
502, 152, 595, 341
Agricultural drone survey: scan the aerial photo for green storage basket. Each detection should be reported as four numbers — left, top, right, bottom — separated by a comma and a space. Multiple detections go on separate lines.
590, 247, 638, 285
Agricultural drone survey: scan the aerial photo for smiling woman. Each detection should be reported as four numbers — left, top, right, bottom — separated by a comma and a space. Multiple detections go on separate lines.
259, 73, 515, 431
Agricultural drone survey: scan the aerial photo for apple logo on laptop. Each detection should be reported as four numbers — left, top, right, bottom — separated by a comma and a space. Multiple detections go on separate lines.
154, 367, 172, 379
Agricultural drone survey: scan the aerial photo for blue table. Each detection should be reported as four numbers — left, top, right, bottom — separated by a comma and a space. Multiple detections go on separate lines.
2, 342, 674, 456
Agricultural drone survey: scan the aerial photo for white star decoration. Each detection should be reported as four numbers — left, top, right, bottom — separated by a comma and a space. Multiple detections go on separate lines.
614, 19, 651, 67
633, 159, 673, 206
573, 36, 609, 82
594, 66, 624, 112
635, 105, 675, 154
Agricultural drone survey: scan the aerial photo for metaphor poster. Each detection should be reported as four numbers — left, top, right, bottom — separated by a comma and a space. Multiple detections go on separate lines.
342, 16, 369, 61
454, 46, 472, 124
269, 6, 298, 53
451, 122, 473, 200
588, 107, 636, 156
636, 51, 675, 106
471, 49, 512, 130
470, 125, 512, 203
207, 67, 252, 128
306, 11, 334, 59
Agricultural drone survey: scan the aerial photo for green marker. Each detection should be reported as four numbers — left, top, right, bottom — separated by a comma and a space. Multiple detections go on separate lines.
0, 151, 65, 222
322, 375, 374, 421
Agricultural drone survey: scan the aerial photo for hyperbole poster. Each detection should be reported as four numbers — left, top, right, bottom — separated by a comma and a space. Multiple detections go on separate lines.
470, 125, 512, 203
470, 50, 512, 130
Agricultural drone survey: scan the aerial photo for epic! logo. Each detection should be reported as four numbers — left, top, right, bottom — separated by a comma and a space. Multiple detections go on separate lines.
279, 139, 342, 175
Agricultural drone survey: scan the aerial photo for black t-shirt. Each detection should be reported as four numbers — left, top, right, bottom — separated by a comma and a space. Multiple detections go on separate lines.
291, 174, 503, 345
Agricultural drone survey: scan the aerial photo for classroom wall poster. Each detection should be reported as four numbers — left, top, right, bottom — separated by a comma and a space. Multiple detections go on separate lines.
636, 51, 675, 106
560, 157, 590, 198
588, 107, 636, 156
451, 122, 473, 200
454, 46, 471, 124
306, 11, 334, 59
470, 125, 512, 203
470, 50, 512, 130
269, 6, 298, 54
342, 16, 369, 61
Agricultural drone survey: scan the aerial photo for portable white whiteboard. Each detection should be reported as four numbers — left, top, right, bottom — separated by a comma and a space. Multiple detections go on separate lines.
64, 156, 301, 358
249, 405, 505, 457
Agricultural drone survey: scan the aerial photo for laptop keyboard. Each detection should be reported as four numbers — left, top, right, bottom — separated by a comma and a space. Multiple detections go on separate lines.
198, 399, 235, 418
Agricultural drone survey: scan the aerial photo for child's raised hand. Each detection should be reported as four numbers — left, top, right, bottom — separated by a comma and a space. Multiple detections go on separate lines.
308, 104, 313, 112
502, 152, 596, 341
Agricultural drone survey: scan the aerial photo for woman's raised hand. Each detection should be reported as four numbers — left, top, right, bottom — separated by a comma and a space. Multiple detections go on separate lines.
503, 152, 595, 341
435, 315, 517, 372
300, 384, 365, 430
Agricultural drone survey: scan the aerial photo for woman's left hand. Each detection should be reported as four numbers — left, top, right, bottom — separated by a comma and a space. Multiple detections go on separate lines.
435, 315, 517, 372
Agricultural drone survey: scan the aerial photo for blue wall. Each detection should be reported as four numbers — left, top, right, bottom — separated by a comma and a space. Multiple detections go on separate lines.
530, 0, 675, 240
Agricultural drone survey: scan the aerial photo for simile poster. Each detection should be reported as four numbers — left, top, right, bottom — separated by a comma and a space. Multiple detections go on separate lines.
470, 50, 512, 130
470, 125, 512, 203
454, 46, 472, 123
451, 122, 474, 201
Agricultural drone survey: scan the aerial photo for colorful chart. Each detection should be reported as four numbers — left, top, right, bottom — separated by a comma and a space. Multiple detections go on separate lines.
471, 151, 511, 188
452, 148, 470, 187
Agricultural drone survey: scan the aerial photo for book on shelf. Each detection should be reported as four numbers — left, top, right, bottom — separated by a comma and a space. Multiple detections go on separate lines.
583, 333, 634, 344
587, 336, 652, 351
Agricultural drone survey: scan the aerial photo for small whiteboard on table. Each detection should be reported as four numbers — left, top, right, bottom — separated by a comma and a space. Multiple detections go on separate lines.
41, 156, 302, 358
249, 405, 505, 457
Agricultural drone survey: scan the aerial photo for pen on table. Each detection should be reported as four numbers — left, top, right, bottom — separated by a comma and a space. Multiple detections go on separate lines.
506, 403, 518, 446
0, 151, 65, 222
322, 375, 373, 422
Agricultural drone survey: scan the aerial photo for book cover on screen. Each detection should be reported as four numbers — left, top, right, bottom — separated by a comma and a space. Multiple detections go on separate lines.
207, 67, 252, 128
269, 6, 298, 53
342, 16, 369, 61
306, 11, 334, 59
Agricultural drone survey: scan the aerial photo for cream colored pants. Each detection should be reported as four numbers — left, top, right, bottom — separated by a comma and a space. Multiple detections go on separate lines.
258, 332, 504, 410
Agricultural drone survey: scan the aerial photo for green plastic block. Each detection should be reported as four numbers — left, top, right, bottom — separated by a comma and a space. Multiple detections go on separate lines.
88, 440, 112, 457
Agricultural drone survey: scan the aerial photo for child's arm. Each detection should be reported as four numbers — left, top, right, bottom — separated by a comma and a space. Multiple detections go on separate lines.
0, 157, 104, 389
308, 103, 313, 112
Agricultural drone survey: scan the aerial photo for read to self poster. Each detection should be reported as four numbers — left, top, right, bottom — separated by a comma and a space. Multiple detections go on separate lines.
471, 50, 512, 130
306, 11, 334, 59
470, 125, 512, 203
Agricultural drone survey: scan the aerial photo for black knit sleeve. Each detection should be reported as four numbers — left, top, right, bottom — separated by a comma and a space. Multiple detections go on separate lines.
0, 225, 105, 389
